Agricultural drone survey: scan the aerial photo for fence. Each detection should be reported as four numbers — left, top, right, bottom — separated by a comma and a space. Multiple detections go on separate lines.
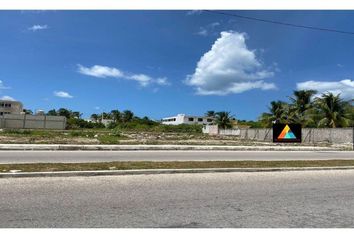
203, 125, 354, 144
238, 128, 354, 144
0, 114, 66, 130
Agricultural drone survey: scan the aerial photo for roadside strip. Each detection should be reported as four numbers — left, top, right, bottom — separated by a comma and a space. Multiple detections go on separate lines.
0, 144, 342, 151
1, 160, 354, 178
1, 166, 354, 178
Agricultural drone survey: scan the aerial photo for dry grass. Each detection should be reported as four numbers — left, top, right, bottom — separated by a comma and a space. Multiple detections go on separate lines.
1, 160, 354, 173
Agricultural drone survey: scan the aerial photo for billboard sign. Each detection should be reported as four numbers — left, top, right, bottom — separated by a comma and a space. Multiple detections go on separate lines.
273, 124, 302, 143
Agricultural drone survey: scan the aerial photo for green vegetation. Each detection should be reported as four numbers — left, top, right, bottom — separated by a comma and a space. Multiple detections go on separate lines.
1, 160, 354, 173
259, 90, 354, 128
214, 111, 234, 129
6, 89, 352, 132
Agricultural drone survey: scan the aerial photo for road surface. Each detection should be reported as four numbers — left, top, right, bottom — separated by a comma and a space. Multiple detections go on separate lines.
0, 150, 353, 164
1, 170, 354, 227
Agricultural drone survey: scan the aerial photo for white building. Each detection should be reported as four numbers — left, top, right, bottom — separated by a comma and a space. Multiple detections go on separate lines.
0, 100, 23, 116
161, 114, 214, 125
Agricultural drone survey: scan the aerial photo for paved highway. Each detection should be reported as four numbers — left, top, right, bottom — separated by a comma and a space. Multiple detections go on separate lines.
0, 150, 353, 164
1, 170, 354, 227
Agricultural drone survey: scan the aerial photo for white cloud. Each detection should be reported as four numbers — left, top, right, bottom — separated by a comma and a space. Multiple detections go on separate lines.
0, 96, 15, 101
77, 64, 169, 87
0, 80, 10, 90
196, 22, 220, 36
77, 65, 124, 78
297, 79, 354, 100
156, 77, 170, 86
197, 28, 208, 36
128, 74, 152, 87
186, 31, 276, 95
28, 24, 48, 32
54, 91, 73, 98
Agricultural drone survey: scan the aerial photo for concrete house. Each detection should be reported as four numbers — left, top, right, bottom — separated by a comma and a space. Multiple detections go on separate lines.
0, 100, 23, 116
161, 114, 214, 125
0, 100, 66, 130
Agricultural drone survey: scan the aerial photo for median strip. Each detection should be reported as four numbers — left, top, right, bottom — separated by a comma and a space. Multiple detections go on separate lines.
1, 160, 354, 176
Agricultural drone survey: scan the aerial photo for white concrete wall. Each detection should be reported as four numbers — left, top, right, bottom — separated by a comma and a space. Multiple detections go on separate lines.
0, 114, 66, 130
203, 126, 353, 144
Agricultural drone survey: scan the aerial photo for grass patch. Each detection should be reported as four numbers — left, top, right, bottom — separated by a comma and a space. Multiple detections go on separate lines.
1, 160, 354, 173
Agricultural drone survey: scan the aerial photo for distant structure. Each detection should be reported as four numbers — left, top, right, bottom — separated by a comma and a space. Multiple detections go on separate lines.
0, 100, 23, 116
35, 110, 45, 116
161, 114, 214, 125
89, 117, 114, 127
0, 100, 66, 130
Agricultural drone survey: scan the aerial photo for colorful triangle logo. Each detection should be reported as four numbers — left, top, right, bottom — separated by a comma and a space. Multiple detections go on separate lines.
277, 124, 296, 139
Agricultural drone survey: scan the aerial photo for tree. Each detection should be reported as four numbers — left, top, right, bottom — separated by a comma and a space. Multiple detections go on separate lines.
23, 109, 33, 115
97, 112, 111, 120
348, 100, 354, 127
215, 111, 233, 129
110, 110, 121, 123
57, 108, 72, 119
259, 101, 290, 127
90, 114, 99, 122
47, 109, 57, 116
205, 110, 216, 117
288, 90, 317, 126
122, 110, 134, 123
315, 92, 351, 128
72, 111, 82, 119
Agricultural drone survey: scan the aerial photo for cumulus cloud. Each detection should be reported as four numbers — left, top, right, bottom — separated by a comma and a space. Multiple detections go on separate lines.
297, 79, 354, 100
77, 64, 169, 87
28, 24, 48, 32
185, 31, 276, 95
0, 96, 15, 101
54, 91, 73, 98
0, 80, 10, 90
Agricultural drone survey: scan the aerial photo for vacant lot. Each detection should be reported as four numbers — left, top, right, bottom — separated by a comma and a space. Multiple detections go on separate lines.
0, 128, 337, 147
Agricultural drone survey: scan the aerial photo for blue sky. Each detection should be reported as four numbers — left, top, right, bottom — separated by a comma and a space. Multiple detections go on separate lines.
0, 10, 354, 120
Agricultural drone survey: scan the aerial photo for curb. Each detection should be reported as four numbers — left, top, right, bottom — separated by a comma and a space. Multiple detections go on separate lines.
1, 166, 354, 178
0, 144, 340, 151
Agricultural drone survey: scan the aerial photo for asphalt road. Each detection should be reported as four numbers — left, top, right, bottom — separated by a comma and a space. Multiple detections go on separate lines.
1, 170, 354, 227
0, 150, 353, 164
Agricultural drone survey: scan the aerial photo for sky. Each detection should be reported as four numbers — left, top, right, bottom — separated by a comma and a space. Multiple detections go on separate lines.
0, 10, 354, 120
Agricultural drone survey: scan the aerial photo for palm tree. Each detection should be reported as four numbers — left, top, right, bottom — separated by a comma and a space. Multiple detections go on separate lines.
288, 90, 317, 126
90, 114, 99, 122
47, 109, 57, 116
215, 111, 233, 129
122, 110, 134, 123
57, 108, 72, 119
259, 101, 290, 127
314, 92, 351, 128
205, 110, 216, 117
72, 111, 82, 119
110, 110, 121, 123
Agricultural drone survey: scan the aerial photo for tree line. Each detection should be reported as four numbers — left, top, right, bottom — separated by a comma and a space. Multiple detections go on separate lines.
259, 90, 354, 128
44, 89, 353, 130
45, 108, 156, 129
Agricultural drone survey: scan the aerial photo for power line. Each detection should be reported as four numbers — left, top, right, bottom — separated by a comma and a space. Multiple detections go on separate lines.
203, 10, 354, 36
